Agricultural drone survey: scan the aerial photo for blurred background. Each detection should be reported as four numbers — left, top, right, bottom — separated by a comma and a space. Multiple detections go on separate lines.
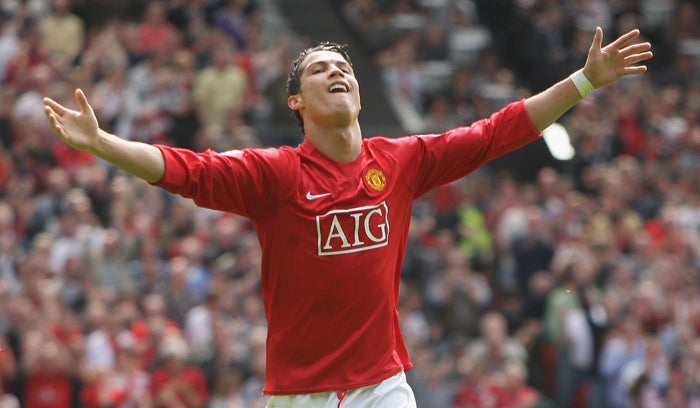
0, 0, 698, 407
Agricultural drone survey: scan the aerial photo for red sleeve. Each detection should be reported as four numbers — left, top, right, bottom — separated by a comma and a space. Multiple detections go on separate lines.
377, 99, 540, 198
151, 146, 296, 220
148, 369, 168, 396
79, 380, 99, 408
184, 367, 208, 403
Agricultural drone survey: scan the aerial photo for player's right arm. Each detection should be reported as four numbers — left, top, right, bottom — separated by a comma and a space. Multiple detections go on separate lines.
43, 89, 165, 183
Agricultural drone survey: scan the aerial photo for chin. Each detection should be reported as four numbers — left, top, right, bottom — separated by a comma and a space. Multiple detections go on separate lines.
329, 111, 356, 126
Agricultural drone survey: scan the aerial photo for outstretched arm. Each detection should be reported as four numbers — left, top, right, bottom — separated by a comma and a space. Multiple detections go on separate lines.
43, 89, 165, 183
524, 27, 653, 132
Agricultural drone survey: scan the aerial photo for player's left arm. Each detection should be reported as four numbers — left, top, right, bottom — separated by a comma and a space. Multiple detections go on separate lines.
524, 27, 653, 132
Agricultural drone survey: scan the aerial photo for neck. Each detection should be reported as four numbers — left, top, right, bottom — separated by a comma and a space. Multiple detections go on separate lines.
305, 121, 362, 162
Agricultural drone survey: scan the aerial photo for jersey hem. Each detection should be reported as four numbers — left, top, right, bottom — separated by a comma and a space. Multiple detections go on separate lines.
262, 366, 409, 396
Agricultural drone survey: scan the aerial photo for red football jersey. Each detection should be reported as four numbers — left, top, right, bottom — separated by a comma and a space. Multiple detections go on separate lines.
154, 100, 539, 394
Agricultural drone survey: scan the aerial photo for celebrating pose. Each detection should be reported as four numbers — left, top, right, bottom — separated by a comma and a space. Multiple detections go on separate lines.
44, 27, 652, 408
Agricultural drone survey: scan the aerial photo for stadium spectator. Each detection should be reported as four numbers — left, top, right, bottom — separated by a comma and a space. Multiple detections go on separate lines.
136, 0, 176, 58
465, 311, 528, 377
149, 332, 208, 407
38, 0, 84, 65
21, 330, 76, 408
80, 333, 151, 408
207, 365, 246, 408
192, 37, 249, 127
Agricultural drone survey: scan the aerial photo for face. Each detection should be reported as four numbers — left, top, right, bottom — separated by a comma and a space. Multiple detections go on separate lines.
288, 50, 361, 129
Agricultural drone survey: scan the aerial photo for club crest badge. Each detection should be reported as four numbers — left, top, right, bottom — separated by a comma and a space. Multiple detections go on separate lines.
365, 168, 386, 191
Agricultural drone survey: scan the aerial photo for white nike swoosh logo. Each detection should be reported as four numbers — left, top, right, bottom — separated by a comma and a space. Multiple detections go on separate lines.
306, 191, 330, 200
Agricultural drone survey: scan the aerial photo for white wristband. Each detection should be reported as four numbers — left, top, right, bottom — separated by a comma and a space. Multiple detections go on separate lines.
569, 69, 595, 97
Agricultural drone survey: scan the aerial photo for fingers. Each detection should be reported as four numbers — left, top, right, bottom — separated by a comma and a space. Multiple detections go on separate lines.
621, 42, 652, 57
44, 103, 61, 129
44, 105, 57, 122
75, 89, 94, 115
43, 89, 94, 119
43, 96, 67, 130
44, 107, 66, 138
591, 26, 603, 53
42, 97, 68, 116
622, 66, 648, 76
609, 28, 641, 50
624, 51, 654, 66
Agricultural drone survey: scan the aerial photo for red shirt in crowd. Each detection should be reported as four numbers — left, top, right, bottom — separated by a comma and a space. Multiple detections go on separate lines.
149, 365, 208, 407
24, 373, 73, 408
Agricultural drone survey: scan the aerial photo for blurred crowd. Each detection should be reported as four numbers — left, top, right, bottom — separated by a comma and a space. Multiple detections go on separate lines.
0, 0, 698, 407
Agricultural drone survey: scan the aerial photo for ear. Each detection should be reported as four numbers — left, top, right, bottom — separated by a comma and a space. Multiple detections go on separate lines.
288, 94, 303, 111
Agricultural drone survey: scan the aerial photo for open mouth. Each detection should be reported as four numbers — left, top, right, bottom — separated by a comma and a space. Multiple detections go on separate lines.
328, 83, 349, 93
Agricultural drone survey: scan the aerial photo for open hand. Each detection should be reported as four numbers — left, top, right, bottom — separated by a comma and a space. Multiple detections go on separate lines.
43, 89, 100, 152
583, 27, 653, 89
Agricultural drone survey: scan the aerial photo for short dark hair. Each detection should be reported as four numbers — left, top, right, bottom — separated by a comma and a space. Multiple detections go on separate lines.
286, 42, 354, 134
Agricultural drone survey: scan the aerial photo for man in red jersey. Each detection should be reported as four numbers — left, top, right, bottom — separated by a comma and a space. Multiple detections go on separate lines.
43, 27, 652, 407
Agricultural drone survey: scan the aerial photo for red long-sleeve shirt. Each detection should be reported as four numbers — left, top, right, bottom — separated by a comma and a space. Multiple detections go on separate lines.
153, 100, 540, 394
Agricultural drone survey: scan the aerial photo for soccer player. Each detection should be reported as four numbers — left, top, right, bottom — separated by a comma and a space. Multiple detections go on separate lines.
43, 27, 652, 408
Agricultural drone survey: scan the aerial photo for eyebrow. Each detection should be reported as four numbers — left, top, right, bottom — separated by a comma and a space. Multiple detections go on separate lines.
304, 60, 353, 73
